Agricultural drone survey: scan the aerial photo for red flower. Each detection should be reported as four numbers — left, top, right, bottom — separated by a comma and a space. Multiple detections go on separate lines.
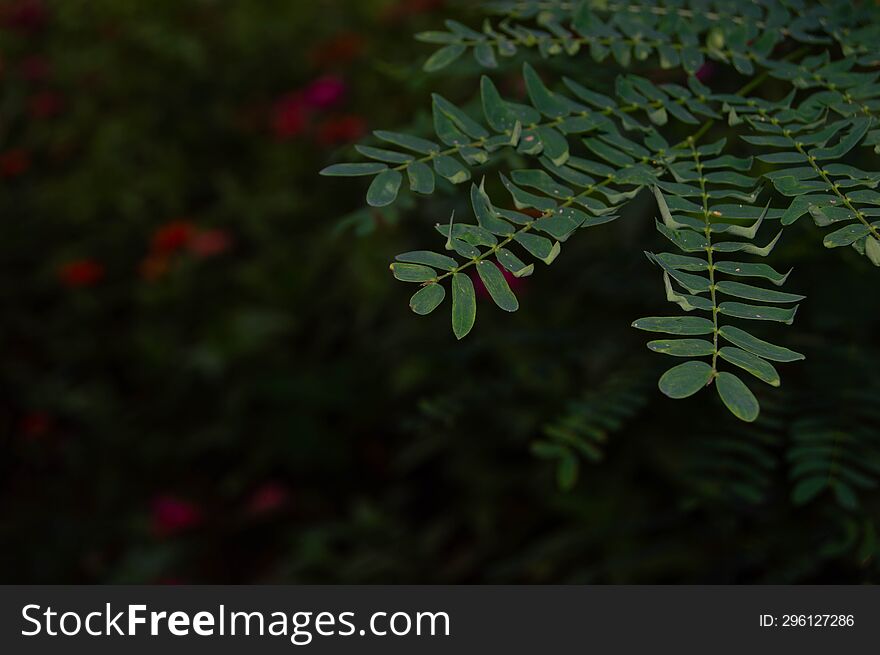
0, 0, 48, 34
151, 220, 195, 254
308, 32, 365, 70
19, 412, 51, 439
302, 75, 346, 110
188, 229, 232, 259
247, 482, 289, 516
270, 92, 307, 141
27, 90, 63, 119
19, 54, 50, 82
316, 114, 366, 146
0, 148, 30, 177
150, 496, 201, 537
58, 259, 104, 288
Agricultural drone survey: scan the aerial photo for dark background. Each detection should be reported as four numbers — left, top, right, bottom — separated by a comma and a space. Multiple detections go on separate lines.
1, 0, 878, 584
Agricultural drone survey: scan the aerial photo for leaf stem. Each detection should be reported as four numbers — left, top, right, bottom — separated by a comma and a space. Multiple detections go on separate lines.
689, 139, 721, 379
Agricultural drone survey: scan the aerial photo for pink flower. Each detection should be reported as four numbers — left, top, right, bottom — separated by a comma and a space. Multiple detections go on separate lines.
271, 92, 307, 140
247, 482, 289, 516
302, 75, 346, 110
151, 496, 201, 537
696, 62, 717, 84
188, 229, 232, 258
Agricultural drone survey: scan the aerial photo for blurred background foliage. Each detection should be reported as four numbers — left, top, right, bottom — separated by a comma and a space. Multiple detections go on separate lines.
1, 0, 878, 584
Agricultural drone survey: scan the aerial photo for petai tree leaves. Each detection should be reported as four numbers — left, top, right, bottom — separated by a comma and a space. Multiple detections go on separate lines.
323, 0, 879, 430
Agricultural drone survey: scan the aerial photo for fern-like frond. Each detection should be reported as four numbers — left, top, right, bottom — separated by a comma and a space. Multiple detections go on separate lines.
788, 366, 880, 510
533, 367, 654, 489
682, 394, 787, 505
416, 0, 880, 73
723, 76, 880, 265
321, 63, 723, 208
321, 4, 880, 422
632, 172, 805, 422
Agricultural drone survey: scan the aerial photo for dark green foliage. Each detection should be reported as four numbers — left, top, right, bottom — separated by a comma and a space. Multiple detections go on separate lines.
5, 0, 880, 587
326, 0, 880, 426
534, 367, 655, 489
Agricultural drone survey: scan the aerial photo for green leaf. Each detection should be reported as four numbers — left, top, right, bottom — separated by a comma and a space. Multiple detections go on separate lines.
432, 94, 490, 139
658, 361, 713, 399
653, 253, 709, 271
656, 221, 709, 253
473, 42, 497, 68
823, 223, 871, 248
536, 208, 584, 240
719, 302, 798, 324
810, 118, 871, 160
866, 236, 880, 266
433, 155, 471, 184
495, 248, 534, 277
424, 44, 467, 72
471, 183, 514, 236
367, 170, 403, 207
501, 174, 557, 211
415, 31, 458, 45
632, 316, 715, 335
713, 230, 783, 257
647, 339, 715, 357
390, 262, 436, 282
791, 477, 827, 505
583, 138, 635, 167
515, 233, 560, 264
436, 223, 496, 247
451, 273, 476, 340
320, 163, 388, 177
433, 106, 468, 146
407, 161, 435, 194
396, 250, 458, 271
703, 155, 753, 171
716, 372, 759, 422
718, 347, 780, 387
409, 284, 446, 315
511, 170, 573, 198
536, 127, 570, 166
833, 482, 859, 510
742, 134, 791, 147
658, 44, 680, 69
476, 261, 519, 312
523, 62, 570, 118
480, 76, 517, 132
714, 281, 805, 304
375, 131, 440, 155
648, 252, 711, 293
681, 47, 704, 74
354, 146, 413, 164
756, 151, 807, 164
713, 261, 792, 285
718, 325, 804, 362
